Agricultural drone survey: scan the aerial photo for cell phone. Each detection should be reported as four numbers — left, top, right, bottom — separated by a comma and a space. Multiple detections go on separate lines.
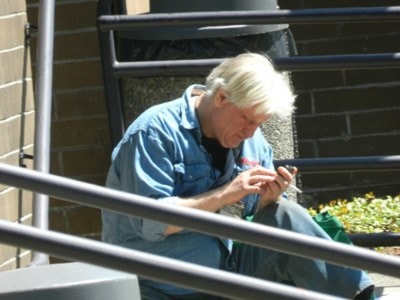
285, 164, 297, 174
284, 165, 302, 193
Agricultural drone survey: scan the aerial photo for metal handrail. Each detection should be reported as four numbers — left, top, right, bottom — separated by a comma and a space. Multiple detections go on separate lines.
0, 219, 342, 300
97, 7, 400, 30
349, 233, 400, 248
274, 155, 400, 173
30, 0, 56, 266
1, 162, 400, 278
98, 8, 400, 75
109, 53, 400, 77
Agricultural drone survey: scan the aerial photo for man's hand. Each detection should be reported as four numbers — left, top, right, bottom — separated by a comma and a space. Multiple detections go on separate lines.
164, 166, 296, 236
219, 165, 278, 206
258, 166, 298, 210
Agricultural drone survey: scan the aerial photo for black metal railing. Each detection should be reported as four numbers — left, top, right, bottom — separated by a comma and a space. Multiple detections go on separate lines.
97, 2, 400, 149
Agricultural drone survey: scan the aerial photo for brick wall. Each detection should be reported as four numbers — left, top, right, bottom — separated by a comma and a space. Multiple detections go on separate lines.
1, 0, 394, 267
0, 0, 35, 271
26, 0, 109, 263
280, 0, 400, 205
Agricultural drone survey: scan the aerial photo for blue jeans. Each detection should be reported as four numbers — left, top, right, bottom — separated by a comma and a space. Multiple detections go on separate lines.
226, 200, 374, 299
140, 200, 373, 299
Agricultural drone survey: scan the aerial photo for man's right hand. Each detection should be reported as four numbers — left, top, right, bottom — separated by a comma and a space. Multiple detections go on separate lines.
219, 165, 278, 206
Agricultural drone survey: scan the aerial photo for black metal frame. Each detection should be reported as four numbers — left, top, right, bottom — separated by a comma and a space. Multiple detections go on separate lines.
97, 1, 400, 152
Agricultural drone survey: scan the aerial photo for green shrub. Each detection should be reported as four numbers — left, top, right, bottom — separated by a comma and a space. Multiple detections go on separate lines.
308, 193, 400, 234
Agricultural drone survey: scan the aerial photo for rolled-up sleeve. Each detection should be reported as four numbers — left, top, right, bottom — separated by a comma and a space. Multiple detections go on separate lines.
110, 127, 179, 241
130, 196, 178, 241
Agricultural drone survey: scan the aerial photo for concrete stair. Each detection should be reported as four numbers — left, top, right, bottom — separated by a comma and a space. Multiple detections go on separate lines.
0, 262, 140, 300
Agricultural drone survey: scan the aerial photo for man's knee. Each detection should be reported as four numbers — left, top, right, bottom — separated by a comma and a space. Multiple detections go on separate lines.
253, 200, 310, 229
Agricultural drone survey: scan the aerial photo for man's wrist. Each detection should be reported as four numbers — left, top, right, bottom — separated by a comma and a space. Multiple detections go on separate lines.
257, 195, 283, 212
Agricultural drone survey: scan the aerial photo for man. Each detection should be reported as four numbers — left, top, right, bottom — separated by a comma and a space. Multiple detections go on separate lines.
102, 53, 374, 299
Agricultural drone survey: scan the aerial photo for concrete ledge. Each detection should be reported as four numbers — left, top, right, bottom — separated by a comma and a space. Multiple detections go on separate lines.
0, 262, 141, 300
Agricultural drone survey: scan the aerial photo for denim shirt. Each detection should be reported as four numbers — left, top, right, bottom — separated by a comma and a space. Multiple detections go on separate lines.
102, 84, 275, 295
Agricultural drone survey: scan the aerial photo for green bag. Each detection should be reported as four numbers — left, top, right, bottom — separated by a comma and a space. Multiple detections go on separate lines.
312, 211, 353, 245
280, 212, 354, 289
237, 211, 352, 247
313, 212, 376, 300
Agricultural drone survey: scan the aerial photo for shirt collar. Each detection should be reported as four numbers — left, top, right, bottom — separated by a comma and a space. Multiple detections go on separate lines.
180, 84, 206, 131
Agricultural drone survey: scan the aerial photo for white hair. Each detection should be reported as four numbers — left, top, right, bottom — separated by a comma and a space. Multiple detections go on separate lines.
205, 53, 296, 119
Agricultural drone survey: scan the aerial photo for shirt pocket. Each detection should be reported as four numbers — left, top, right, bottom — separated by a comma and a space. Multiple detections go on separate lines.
173, 162, 215, 197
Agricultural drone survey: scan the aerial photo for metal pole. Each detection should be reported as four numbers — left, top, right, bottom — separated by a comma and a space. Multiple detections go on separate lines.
1, 163, 399, 278
97, 7, 400, 30
349, 233, 400, 248
98, 26, 125, 146
274, 155, 400, 173
110, 53, 400, 77
0, 220, 343, 300
31, 0, 56, 266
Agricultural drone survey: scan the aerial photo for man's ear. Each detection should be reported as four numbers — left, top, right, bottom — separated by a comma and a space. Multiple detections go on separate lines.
214, 89, 228, 108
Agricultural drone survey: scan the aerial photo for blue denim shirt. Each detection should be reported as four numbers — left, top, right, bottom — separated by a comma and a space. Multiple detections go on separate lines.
102, 84, 275, 295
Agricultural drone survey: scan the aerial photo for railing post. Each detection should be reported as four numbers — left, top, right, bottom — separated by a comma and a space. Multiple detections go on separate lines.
30, 0, 56, 267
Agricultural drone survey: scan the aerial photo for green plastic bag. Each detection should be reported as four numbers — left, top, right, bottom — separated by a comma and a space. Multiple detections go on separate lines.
313, 211, 353, 245
238, 211, 353, 246
313, 212, 376, 300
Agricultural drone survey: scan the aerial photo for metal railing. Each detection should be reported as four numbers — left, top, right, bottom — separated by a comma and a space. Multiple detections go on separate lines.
97, 2, 400, 148
273, 156, 400, 174
0, 220, 340, 300
1, 162, 400, 299
29, 0, 56, 266
98, 6, 400, 30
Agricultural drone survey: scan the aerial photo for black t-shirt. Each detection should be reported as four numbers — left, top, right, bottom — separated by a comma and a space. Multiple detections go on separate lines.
201, 136, 228, 173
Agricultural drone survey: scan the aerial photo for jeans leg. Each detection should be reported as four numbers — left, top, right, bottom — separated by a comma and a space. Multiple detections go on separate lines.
232, 200, 374, 299
140, 284, 173, 300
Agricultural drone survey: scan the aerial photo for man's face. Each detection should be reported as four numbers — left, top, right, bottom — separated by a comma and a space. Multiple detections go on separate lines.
212, 92, 269, 148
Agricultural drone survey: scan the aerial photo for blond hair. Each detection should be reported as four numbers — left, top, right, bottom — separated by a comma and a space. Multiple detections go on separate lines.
205, 53, 296, 119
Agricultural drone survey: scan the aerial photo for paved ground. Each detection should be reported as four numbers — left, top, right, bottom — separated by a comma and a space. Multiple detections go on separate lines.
366, 247, 400, 299
369, 273, 400, 299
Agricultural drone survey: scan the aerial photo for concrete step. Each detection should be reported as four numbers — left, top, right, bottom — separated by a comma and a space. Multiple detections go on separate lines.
0, 262, 141, 300
369, 273, 400, 300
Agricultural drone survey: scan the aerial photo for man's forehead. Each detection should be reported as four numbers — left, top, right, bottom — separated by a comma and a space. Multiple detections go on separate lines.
234, 105, 269, 124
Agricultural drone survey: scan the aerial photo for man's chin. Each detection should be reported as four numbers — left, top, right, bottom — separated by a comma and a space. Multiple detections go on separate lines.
225, 140, 243, 148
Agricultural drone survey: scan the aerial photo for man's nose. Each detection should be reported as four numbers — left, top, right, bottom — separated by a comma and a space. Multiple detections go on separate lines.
243, 126, 257, 138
